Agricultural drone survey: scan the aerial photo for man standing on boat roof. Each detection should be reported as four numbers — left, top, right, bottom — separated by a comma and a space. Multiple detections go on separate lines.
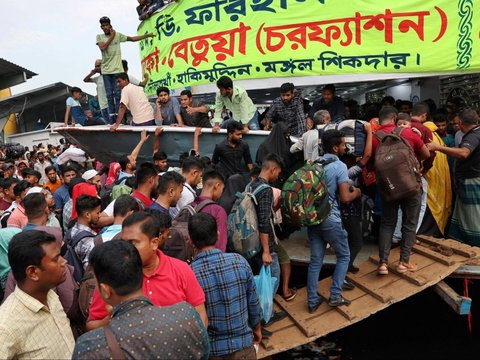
212, 76, 260, 133
264, 82, 307, 137
96, 16, 154, 124
154, 86, 184, 126
307, 84, 346, 123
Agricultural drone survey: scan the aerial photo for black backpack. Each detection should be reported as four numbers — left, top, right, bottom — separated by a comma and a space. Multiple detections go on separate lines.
63, 229, 96, 283
0, 210, 13, 228
163, 199, 215, 263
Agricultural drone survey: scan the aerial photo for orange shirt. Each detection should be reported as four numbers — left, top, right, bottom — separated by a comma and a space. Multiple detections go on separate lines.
44, 180, 63, 194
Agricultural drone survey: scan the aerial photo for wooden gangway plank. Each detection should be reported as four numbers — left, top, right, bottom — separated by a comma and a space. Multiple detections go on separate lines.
258, 239, 479, 358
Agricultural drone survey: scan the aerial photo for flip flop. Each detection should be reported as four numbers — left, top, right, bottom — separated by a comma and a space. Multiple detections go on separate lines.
282, 288, 297, 302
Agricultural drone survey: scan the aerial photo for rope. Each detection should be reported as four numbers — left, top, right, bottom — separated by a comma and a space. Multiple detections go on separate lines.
463, 278, 472, 335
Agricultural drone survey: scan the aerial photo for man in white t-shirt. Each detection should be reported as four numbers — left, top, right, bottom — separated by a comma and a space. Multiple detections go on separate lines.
170, 156, 204, 218
110, 73, 155, 131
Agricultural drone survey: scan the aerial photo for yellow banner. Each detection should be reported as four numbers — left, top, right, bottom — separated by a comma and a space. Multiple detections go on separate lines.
138, 0, 479, 96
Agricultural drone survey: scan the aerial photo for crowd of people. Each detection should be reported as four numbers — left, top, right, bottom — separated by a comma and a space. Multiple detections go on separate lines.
1, 11, 479, 360
1, 76, 479, 357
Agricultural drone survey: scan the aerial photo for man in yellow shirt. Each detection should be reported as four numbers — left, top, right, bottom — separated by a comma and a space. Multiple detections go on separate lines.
0, 230, 75, 359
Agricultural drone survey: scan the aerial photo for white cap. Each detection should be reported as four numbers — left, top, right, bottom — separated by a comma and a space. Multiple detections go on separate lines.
82, 169, 98, 181
26, 187, 44, 196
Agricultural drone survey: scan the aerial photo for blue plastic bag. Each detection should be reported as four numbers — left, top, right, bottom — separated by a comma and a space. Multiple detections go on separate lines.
254, 265, 277, 323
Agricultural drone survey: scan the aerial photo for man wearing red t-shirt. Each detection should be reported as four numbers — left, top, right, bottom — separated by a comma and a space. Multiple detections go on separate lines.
410, 102, 436, 173
392, 102, 435, 243
131, 163, 158, 208
85, 212, 207, 331
371, 106, 430, 275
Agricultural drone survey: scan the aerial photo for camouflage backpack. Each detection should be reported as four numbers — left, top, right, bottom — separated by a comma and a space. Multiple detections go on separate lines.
281, 158, 335, 227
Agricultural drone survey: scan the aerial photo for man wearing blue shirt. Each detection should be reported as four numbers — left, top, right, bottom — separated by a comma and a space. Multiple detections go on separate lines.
54, 166, 77, 214
190, 213, 261, 359
64, 87, 88, 126
100, 195, 139, 242
149, 171, 184, 220
306, 130, 361, 313
64, 87, 105, 127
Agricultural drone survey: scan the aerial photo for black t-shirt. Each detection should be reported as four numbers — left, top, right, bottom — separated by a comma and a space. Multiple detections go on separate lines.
212, 139, 252, 180
455, 126, 480, 179
180, 100, 211, 128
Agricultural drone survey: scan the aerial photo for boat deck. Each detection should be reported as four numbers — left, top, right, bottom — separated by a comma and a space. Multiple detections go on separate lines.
258, 236, 480, 358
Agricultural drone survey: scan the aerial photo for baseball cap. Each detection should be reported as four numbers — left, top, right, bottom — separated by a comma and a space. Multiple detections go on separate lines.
99, 16, 111, 24
82, 169, 98, 181
1, 163, 14, 171
22, 168, 41, 179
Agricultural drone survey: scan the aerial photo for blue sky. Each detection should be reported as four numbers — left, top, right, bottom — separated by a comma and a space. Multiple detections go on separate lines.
1, 0, 144, 96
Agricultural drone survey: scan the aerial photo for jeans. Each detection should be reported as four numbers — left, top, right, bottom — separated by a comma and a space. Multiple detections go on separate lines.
379, 191, 422, 264
85, 118, 106, 126
101, 108, 111, 124
393, 176, 428, 241
103, 74, 122, 123
131, 119, 156, 126
307, 218, 350, 307
220, 111, 260, 130
342, 215, 363, 268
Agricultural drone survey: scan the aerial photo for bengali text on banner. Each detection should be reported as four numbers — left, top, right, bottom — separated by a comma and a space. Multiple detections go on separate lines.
137, 0, 478, 95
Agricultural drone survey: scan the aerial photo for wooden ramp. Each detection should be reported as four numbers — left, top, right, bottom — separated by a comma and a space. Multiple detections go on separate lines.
258, 236, 480, 358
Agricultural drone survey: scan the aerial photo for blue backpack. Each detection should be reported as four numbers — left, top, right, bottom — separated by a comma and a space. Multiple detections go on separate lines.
227, 183, 271, 259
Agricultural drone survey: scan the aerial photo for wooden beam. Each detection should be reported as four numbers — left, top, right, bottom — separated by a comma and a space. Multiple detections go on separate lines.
433, 281, 472, 315
316, 288, 356, 321
345, 275, 393, 304
274, 296, 315, 337
412, 245, 456, 266
416, 235, 477, 258
260, 338, 273, 351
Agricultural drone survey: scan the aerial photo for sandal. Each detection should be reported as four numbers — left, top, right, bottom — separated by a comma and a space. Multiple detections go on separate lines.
282, 288, 297, 302
377, 263, 388, 275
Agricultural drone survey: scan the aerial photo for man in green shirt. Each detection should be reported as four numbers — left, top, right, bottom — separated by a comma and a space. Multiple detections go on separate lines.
96, 16, 154, 124
212, 76, 259, 133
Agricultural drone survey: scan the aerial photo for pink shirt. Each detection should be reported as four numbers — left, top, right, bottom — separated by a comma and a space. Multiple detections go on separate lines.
88, 250, 205, 320
191, 196, 228, 252
7, 205, 27, 229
